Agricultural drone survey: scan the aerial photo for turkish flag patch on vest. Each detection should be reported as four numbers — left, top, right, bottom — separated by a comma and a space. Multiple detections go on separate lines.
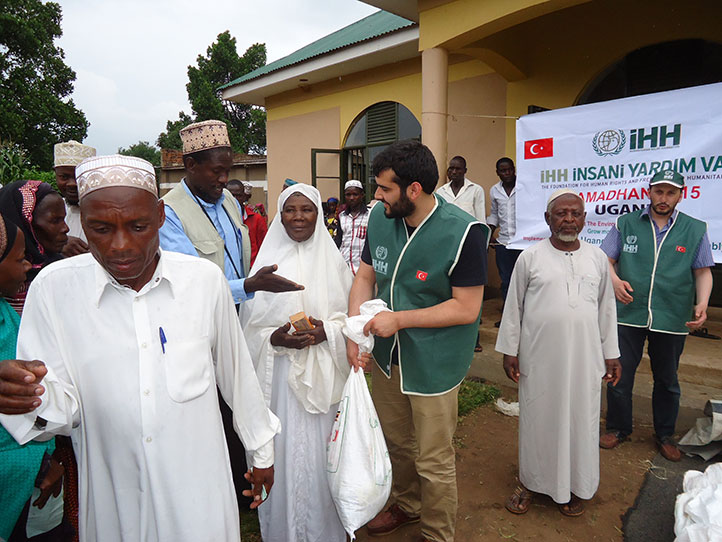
416, 270, 428, 281
676, 245, 686, 253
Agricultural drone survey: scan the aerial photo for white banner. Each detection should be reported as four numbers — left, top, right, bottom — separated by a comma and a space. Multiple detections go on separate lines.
512, 82, 722, 263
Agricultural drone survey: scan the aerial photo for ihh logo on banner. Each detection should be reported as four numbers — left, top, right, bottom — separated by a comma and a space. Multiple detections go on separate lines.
629, 124, 681, 151
623, 235, 638, 254
592, 129, 626, 156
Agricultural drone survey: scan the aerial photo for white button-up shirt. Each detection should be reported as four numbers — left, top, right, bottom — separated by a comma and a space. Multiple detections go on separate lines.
487, 181, 517, 245
435, 178, 487, 223
0, 250, 280, 542
64, 201, 86, 241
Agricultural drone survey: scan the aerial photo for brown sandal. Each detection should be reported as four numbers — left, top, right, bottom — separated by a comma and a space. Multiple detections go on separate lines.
505, 486, 533, 514
558, 495, 585, 517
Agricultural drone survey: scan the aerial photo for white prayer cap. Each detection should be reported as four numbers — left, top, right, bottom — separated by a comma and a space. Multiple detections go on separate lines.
345, 180, 363, 191
54, 140, 96, 167
180, 120, 231, 155
242, 181, 253, 195
546, 188, 583, 209
76, 154, 158, 201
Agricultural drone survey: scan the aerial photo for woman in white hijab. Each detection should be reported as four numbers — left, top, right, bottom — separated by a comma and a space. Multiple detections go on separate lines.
241, 184, 352, 542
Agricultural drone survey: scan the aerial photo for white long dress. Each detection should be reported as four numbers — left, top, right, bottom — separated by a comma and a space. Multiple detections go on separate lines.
241, 184, 352, 542
495, 239, 619, 503
262, 355, 345, 541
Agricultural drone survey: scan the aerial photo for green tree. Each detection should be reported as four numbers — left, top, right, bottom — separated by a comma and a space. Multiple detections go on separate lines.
157, 111, 194, 151
0, 141, 27, 185
157, 33, 267, 153
118, 141, 161, 168
0, 0, 89, 170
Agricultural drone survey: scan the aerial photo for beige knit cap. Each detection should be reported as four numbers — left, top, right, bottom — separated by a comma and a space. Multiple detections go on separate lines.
180, 120, 231, 155
54, 140, 96, 167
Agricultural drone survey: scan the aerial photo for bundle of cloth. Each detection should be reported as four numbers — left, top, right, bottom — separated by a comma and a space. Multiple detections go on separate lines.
674, 462, 722, 541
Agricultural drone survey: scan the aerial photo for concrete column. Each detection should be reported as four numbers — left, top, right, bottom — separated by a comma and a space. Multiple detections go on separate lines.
421, 47, 449, 179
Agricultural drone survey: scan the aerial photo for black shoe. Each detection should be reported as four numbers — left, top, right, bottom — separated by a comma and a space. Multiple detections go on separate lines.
494, 320, 501, 328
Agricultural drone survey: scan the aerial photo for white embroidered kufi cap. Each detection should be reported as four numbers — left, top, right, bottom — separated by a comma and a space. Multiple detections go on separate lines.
180, 120, 231, 154
547, 188, 583, 207
345, 179, 363, 191
76, 154, 158, 201
54, 140, 96, 167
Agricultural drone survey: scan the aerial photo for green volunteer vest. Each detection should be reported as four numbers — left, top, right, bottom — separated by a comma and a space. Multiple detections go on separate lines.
368, 195, 489, 395
616, 209, 707, 334
163, 181, 251, 276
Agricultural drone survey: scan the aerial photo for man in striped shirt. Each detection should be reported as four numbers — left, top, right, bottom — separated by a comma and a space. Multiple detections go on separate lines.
335, 180, 369, 275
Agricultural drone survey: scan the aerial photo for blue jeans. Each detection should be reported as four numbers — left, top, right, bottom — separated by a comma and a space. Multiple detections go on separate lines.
605, 325, 686, 438
495, 245, 522, 300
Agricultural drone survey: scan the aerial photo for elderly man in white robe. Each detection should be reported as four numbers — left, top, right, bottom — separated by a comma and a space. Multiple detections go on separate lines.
0, 154, 280, 542
496, 189, 621, 517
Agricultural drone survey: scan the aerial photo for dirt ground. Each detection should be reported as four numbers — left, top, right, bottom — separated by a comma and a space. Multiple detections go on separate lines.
355, 386, 660, 542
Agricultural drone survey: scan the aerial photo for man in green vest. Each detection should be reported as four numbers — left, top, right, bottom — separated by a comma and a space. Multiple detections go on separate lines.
599, 169, 714, 461
347, 140, 489, 542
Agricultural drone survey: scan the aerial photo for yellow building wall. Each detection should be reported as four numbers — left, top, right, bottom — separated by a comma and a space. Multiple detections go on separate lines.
265, 59, 498, 216
266, 107, 340, 217
418, 0, 722, 158
418, 0, 589, 51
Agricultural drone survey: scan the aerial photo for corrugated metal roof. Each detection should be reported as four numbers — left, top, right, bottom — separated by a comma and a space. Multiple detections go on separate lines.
220, 10, 415, 89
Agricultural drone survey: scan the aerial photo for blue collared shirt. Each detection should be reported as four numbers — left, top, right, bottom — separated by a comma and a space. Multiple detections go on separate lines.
159, 180, 253, 303
600, 208, 714, 269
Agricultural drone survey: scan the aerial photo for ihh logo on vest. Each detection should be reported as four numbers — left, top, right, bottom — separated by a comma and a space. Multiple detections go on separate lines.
623, 235, 638, 254
374, 246, 389, 275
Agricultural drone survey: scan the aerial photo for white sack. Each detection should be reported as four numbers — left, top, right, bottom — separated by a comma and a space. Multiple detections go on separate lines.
327, 369, 392, 540
674, 463, 722, 541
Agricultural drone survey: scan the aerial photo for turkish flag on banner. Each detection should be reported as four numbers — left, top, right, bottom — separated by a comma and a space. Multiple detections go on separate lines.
524, 138, 554, 159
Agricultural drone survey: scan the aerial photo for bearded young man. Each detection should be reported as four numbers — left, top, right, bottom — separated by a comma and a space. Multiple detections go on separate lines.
346, 140, 489, 542
599, 169, 714, 461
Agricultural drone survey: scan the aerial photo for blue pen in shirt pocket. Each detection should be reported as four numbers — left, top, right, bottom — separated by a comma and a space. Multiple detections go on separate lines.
159, 327, 167, 354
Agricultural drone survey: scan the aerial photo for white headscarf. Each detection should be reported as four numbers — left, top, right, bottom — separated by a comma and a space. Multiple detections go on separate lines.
240, 184, 353, 414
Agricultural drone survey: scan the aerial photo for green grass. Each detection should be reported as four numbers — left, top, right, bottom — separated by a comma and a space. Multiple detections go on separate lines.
239, 508, 261, 542
366, 372, 500, 420
457, 377, 501, 419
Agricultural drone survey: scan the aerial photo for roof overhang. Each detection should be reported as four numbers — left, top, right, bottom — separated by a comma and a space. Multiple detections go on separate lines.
222, 25, 420, 106
362, 0, 419, 22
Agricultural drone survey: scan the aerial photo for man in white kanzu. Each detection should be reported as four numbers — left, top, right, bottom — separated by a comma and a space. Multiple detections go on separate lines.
496, 189, 622, 517
0, 155, 280, 542
53, 140, 95, 256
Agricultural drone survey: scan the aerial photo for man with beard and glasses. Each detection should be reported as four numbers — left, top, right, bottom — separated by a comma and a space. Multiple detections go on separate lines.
599, 170, 714, 462
347, 140, 489, 542
496, 189, 621, 518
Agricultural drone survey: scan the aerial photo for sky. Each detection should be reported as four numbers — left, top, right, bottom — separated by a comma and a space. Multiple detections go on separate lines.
56, 0, 378, 154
